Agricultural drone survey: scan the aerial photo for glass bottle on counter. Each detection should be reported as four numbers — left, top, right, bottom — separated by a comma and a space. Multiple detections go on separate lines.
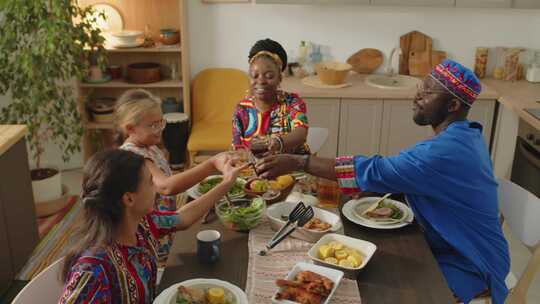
474, 47, 488, 79
493, 47, 505, 80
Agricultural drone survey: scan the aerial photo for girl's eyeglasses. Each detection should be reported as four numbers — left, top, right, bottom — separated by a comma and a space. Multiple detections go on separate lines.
145, 119, 166, 133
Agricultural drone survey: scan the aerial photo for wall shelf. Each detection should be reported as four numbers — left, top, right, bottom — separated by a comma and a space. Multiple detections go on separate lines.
80, 79, 183, 89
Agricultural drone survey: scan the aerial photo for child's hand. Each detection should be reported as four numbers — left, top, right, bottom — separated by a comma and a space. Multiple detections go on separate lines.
220, 159, 248, 185
211, 152, 234, 173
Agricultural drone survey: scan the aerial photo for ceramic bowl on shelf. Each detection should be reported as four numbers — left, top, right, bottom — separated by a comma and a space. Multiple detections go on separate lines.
126, 62, 161, 84
111, 30, 143, 44
87, 97, 116, 123
159, 28, 180, 45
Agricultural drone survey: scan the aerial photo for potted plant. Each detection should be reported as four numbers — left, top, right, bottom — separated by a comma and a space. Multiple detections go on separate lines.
0, 0, 107, 203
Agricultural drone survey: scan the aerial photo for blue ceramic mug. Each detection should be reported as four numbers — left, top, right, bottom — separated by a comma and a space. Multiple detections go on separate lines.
196, 230, 221, 264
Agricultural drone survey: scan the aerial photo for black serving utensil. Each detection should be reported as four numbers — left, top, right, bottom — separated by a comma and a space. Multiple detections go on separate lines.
259, 205, 314, 256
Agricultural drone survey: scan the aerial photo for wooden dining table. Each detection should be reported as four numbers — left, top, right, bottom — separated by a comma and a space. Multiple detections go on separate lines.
159, 195, 455, 304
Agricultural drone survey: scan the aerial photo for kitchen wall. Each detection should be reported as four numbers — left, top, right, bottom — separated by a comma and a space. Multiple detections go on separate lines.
4, 1, 540, 170
187, 2, 540, 77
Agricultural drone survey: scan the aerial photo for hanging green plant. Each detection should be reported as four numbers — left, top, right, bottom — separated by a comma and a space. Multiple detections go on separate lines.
0, 0, 107, 169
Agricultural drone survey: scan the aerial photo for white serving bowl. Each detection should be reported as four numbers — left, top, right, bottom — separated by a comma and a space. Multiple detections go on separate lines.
111, 30, 143, 44
271, 262, 343, 304
266, 201, 342, 243
308, 233, 377, 278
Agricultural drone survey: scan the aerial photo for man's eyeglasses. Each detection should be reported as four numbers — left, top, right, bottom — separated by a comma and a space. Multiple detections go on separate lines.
416, 84, 448, 98
145, 119, 166, 133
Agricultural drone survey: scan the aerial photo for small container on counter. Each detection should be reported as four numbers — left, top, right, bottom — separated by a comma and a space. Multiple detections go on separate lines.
474, 47, 488, 79
493, 47, 506, 80
504, 48, 524, 81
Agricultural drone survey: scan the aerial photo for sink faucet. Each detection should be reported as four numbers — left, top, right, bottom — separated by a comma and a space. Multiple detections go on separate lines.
385, 47, 402, 77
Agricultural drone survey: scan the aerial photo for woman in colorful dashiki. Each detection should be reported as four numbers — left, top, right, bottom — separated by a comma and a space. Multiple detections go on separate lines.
232, 38, 310, 155
59, 149, 243, 304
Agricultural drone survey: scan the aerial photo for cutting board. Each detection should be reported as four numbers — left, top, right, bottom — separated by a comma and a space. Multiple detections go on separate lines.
399, 31, 433, 75
409, 50, 447, 76
346, 48, 384, 74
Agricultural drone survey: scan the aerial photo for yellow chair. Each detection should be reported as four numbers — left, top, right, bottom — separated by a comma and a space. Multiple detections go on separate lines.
187, 68, 249, 165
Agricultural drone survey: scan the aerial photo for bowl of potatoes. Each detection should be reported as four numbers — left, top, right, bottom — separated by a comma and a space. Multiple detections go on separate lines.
308, 233, 377, 278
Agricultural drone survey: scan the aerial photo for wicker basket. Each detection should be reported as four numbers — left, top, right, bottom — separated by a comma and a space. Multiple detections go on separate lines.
315, 61, 352, 85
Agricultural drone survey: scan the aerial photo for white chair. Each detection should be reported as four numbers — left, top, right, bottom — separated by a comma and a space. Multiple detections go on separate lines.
11, 257, 65, 304
306, 127, 329, 155
470, 179, 540, 304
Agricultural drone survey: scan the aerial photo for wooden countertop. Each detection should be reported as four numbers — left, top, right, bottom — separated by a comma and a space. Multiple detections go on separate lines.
281, 73, 499, 100
282, 74, 540, 130
0, 125, 27, 157
482, 79, 540, 130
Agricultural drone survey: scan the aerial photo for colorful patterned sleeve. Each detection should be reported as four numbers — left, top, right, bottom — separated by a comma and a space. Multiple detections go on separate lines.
287, 93, 309, 129
147, 210, 180, 239
335, 156, 362, 195
232, 104, 246, 149
59, 261, 112, 304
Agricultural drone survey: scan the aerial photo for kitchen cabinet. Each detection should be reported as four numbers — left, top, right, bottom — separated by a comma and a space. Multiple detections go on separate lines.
338, 100, 384, 156
512, 0, 540, 8
378, 99, 496, 156
307, 98, 496, 158
256, 0, 370, 4
455, 0, 511, 8
305, 98, 341, 158
371, 0, 455, 7
380, 100, 433, 156
0, 126, 39, 295
467, 99, 496, 147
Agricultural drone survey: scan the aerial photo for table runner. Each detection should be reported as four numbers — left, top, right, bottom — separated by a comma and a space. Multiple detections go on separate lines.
246, 217, 361, 303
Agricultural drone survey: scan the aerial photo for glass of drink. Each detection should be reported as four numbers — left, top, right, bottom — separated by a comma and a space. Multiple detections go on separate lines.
316, 178, 340, 209
229, 148, 256, 178
250, 136, 270, 158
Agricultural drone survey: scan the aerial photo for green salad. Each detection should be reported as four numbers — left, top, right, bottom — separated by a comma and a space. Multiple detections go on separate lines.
198, 177, 244, 196
216, 197, 265, 231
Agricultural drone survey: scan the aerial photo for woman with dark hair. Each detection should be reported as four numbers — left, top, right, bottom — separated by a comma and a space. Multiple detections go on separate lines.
59, 149, 243, 303
232, 38, 310, 155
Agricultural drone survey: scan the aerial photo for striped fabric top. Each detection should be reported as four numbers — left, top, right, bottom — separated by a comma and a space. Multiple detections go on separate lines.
59, 211, 179, 304
232, 91, 310, 154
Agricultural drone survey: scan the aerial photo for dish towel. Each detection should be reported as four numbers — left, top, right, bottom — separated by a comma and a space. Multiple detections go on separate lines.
246, 217, 361, 303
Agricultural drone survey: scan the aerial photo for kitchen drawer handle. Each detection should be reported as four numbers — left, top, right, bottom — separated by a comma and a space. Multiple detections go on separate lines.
518, 140, 540, 171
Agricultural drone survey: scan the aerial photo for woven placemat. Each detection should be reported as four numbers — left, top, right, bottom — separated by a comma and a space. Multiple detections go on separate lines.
245, 217, 361, 303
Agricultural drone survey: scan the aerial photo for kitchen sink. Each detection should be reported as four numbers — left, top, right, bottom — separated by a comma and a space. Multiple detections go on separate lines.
365, 74, 421, 90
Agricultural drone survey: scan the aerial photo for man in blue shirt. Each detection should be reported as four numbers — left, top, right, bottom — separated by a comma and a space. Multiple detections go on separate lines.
256, 59, 510, 304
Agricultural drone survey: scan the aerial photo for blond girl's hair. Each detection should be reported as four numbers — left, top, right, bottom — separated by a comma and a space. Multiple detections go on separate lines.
114, 89, 161, 145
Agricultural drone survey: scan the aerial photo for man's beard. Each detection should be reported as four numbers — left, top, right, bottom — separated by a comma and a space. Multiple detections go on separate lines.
413, 103, 450, 127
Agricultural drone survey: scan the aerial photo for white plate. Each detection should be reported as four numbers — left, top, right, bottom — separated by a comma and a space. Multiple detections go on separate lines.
90, 4, 123, 32
271, 262, 343, 304
354, 198, 408, 225
187, 175, 246, 200
267, 202, 342, 243
342, 197, 414, 229
153, 278, 248, 304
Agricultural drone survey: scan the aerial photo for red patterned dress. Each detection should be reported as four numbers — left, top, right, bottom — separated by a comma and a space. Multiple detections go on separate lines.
59, 211, 179, 304
232, 91, 310, 154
